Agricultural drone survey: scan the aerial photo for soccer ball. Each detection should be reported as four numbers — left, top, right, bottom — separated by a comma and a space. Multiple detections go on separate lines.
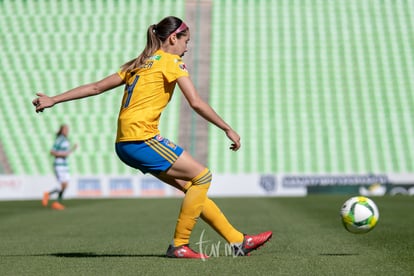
340, 196, 379, 234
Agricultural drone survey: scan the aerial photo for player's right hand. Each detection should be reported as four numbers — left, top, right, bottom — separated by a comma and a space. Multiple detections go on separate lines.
32, 92, 55, 113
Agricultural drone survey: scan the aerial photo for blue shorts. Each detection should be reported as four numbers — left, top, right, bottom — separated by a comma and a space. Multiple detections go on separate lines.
115, 135, 184, 174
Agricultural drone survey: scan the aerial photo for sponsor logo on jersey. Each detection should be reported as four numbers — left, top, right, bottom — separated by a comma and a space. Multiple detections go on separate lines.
149, 55, 161, 60
139, 61, 154, 69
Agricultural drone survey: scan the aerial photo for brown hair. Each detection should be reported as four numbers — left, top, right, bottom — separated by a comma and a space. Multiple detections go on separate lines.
120, 16, 189, 72
56, 124, 67, 137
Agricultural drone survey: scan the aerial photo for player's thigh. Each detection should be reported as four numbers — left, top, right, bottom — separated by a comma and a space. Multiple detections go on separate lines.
164, 151, 206, 181
54, 166, 70, 183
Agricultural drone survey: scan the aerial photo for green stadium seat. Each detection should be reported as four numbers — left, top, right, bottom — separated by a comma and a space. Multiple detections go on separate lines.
0, 0, 184, 174
1, 0, 413, 176
209, 0, 414, 174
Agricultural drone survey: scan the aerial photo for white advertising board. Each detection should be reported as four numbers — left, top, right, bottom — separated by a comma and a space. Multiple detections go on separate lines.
1, 173, 413, 200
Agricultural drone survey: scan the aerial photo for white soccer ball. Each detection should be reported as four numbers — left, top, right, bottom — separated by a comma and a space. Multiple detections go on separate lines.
340, 196, 379, 234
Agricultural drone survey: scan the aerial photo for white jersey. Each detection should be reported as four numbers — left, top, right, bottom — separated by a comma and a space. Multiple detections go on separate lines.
52, 134, 70, 167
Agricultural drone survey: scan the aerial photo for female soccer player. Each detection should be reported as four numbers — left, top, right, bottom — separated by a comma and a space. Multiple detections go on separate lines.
33, 16, 271, 258
42, 124, 77, 210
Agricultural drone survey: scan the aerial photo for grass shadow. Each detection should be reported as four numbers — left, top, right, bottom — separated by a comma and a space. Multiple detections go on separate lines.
2, 252, 165, 258
50, 252, 165, 258
319, 253, 359, 256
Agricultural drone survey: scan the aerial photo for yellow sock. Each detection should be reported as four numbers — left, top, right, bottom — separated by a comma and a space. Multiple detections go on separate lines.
200, 198, 244, 244
182, 181, 244, 244
173, 168, 211, 247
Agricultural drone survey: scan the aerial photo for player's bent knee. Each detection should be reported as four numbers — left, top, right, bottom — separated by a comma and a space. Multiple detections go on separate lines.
192, 168, 212, 186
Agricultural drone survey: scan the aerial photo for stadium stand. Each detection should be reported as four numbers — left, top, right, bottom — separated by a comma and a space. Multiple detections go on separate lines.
208, 0, 414, 174
0, 0, 413, 176
0, 0, 185, 174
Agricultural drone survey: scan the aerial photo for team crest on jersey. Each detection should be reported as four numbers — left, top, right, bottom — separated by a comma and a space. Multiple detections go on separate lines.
179, 63, 188, 72
155, 135, 164, 141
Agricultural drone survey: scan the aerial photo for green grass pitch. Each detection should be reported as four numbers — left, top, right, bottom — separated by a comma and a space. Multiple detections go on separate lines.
0, 196, 413, 275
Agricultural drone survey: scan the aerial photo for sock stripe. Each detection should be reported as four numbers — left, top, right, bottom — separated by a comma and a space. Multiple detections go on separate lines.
192, 169, 212, 185
198, 172, 212, 184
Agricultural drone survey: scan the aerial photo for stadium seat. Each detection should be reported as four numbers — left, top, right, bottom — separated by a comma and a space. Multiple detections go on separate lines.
0, 0, 184, 174
208, 0, 414, 173
0, 0, 412, 176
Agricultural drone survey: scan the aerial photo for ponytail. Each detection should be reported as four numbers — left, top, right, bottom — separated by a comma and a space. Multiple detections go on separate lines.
120, 24, 161, 72
120, 16, 188, 72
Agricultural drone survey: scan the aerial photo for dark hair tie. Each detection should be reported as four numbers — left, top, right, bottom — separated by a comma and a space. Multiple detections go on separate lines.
152, 24, 157, 33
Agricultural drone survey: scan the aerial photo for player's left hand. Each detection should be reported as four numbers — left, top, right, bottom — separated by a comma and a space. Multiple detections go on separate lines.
225, 129, 241, 151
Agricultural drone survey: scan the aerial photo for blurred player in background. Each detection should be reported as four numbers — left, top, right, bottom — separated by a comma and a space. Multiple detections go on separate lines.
42, 124, 77, 210
33, 16, 271, 258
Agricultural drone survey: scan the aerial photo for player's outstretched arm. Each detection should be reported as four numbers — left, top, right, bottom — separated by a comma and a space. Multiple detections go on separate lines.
32, 73, 124, 113
177, 76, 241, 151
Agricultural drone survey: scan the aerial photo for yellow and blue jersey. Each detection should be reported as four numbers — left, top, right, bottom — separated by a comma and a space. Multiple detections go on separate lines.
116, 49, 189, 142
